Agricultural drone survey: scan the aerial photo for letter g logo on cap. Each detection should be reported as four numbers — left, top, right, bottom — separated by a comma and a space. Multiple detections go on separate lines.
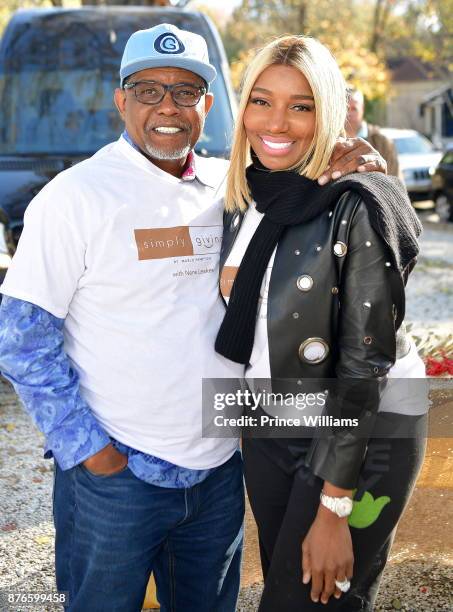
154, 33, 185, 54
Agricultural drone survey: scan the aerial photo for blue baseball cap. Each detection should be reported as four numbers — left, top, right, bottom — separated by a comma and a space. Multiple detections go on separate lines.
120, 23, 217, 88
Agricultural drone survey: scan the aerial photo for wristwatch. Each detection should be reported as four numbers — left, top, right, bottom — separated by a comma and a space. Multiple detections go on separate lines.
320, 491, 354, 518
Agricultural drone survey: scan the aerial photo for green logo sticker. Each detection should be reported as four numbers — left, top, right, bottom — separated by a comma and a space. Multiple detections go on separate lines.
348, 491, 391, 529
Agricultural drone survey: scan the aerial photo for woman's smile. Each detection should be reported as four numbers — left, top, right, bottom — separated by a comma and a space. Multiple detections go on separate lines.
259, 135, 295, 155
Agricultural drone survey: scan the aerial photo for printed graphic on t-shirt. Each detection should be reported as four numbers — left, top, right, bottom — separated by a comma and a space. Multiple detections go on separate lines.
134, 225, 222, 260
220, 264, 271, 309
220, 266, 238, 298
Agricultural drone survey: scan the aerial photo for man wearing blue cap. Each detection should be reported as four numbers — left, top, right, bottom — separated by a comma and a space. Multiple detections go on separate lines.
0, 23, 386, 612
0, 24, 245, 611
115, 23, 218, 178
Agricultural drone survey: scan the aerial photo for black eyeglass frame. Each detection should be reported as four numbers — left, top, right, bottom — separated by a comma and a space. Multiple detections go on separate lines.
123, 80, 207, 107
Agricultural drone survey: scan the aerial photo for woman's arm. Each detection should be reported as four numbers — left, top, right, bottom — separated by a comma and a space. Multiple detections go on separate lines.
302, 482, 354, 604
307, 200, 404, 489
302, 199, 406, 603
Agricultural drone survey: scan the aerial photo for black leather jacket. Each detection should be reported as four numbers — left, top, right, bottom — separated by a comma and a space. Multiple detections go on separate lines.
220, 191, 412, 489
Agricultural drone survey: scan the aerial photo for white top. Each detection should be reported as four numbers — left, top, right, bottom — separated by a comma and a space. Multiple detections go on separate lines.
1, 137, 243, 469
221, 203, 427, 416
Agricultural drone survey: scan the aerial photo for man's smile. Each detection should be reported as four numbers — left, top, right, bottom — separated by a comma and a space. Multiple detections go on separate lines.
153, 126, 185, 134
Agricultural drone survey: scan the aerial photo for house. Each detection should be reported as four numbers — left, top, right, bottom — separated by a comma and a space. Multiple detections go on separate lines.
386, 57, 449, 142
420, 85, 453, 148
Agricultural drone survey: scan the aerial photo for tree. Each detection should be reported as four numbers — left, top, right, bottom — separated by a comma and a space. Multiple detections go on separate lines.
338, 0, 453, 80
370, 0, 394, 53
1, 1, 61, 35
223, 0, 389, 98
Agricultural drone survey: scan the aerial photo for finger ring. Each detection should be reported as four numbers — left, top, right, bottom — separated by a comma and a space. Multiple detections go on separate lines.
335, 579, 351, 593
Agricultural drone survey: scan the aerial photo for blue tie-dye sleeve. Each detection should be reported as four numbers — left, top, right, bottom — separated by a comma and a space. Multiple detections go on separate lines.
0, 295, 111, 470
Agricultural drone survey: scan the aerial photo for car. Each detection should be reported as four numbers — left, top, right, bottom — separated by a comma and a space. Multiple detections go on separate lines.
430, 146, 453, 222
0, 6, 236, 260
379, 128, 443, 202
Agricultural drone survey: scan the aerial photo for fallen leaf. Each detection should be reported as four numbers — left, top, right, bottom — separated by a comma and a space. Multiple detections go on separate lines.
37, 465, 52, 474
35, 536, 51, 545
5, 423, 16, 432
32, 477, 43, 483
1, 522, 17, 532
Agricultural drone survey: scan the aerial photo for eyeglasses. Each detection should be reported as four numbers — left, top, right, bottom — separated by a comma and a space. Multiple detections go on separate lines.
123, 80, 207, 107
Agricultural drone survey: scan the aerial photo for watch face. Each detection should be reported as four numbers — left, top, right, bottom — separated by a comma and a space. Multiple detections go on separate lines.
337, 499, 353, 517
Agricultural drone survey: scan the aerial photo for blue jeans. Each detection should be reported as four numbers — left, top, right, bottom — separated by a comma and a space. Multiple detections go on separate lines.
53, 451, 244, 612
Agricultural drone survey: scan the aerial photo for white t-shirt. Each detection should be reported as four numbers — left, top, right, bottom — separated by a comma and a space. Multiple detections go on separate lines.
2, 137, 243, 469
221, 203, 427, 416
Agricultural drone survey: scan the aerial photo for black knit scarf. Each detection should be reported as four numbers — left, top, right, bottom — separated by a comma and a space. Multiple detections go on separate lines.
215, 159, 422, 365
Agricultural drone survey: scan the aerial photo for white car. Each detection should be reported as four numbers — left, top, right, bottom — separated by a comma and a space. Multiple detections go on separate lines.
379, 128, 442, 201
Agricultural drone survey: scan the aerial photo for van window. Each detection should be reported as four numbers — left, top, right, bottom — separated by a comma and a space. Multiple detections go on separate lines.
0, 12, 233, 157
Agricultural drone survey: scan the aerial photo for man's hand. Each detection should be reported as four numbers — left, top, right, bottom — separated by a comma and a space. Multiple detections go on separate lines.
82, 443, 128, 476
318, 137, 387, 185
301, 505, 354, 605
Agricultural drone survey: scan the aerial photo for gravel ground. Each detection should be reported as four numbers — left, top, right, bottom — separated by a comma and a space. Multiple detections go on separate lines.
237, 561, 453, 612
405, 226, 453, 336
0, 220, 452, 612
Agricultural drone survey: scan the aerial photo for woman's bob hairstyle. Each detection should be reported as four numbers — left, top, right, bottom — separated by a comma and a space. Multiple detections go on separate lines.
225, 35, 347, 212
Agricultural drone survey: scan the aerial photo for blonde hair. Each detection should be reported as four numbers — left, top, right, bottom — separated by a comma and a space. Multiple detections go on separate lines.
225, 35, 347, 212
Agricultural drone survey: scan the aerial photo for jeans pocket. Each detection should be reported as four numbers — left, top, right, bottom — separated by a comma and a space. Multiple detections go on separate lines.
79, 460, 129, 479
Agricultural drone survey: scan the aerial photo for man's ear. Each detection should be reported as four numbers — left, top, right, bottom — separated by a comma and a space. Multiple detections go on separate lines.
114, 88, 127, 120
204, 92, 214, 116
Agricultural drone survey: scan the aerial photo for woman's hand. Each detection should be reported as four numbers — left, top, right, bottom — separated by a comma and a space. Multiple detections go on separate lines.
318, 137, 387, 185
302, 505, 354, 604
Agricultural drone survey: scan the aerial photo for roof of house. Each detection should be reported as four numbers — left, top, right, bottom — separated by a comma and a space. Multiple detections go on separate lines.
420, 85, 453, 115
387, 56, 448, 82
421, 84, 453, 104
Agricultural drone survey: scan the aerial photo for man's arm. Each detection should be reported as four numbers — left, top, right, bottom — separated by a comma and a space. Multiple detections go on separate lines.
318, 137, 387, 185
377, 133, 400, 177
0, 296, 119, 471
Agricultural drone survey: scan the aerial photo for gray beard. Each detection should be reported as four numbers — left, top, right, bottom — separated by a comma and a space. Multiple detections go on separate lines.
144, 142, 192, 161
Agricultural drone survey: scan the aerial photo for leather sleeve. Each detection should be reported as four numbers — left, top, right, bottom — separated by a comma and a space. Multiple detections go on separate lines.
306, 200, 405, 489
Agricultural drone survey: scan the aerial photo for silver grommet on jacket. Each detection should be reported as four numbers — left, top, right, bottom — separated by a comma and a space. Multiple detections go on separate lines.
298, 338, 330, 364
